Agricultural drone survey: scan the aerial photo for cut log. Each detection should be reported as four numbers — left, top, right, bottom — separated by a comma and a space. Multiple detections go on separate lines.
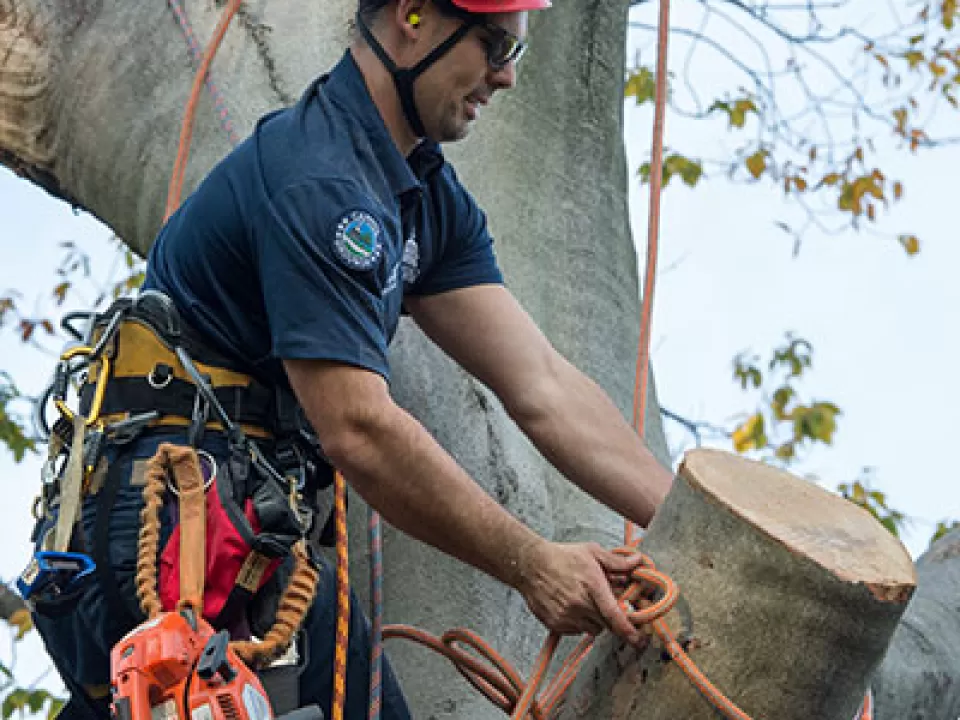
558, 449, 916, 720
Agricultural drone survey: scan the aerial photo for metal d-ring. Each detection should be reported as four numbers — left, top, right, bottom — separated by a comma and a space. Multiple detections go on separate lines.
147, 364, 174, 390
166, 449, 217, 496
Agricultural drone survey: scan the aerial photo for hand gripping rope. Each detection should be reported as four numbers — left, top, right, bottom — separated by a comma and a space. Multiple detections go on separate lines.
166, 2, 873, 718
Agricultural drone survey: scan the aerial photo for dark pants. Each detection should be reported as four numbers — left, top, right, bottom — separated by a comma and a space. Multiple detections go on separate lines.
30, 431, 410, 720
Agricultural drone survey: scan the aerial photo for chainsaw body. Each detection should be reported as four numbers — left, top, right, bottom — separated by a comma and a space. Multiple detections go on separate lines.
110, 610, 273, 720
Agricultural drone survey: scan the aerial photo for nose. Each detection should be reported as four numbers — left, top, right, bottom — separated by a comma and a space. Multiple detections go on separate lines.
488, 61, 518, 90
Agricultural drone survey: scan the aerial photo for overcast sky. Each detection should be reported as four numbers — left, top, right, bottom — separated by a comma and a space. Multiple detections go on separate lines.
1, 0, 957, 696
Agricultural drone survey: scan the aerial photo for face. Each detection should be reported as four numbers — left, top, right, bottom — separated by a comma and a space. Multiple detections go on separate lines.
412, 11, 529, 143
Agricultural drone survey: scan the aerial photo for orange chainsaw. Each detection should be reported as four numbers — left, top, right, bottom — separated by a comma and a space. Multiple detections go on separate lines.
109, 608, 319, 720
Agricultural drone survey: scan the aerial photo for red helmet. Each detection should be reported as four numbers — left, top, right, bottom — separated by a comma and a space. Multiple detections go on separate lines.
450, 0, 551, 11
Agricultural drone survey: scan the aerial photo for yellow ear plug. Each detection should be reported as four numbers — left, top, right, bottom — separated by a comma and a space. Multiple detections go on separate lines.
409, 12, 421, 26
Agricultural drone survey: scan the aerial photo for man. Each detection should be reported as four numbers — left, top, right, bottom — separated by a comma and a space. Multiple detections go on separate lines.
31, 1, 673, 718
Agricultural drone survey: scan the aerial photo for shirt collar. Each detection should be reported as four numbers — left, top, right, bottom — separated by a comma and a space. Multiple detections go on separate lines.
318, 52, 445, 197
408, 140, 444, 182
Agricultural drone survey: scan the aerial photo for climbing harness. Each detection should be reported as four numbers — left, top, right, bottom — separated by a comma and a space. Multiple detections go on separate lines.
19, 288, 329, 712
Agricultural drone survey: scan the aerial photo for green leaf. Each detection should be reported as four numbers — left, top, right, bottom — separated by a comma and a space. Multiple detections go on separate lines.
930, 520, 960, 546
3, 689, 31, 719
771, 386, 795, 420
709, 97, 758, 129
625, 68, 656, 105
47, 699, 64, 720
733, 354, 763, 390
27, 691, 48, 715
639, 154, 703, 188
774, 442, 796, 461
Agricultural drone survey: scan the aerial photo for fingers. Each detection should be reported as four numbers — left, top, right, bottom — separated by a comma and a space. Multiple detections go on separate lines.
518, 542, 645, 644
589, 582, 642, 645
594, 546, 645, 576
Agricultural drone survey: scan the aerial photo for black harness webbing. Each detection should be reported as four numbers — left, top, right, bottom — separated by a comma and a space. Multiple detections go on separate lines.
93, 462, 142, 635
356, 13, 476, 138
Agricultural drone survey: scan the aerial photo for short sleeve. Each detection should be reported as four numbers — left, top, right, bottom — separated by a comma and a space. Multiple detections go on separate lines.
252, 178, 393, 379
408, 166, 504, 297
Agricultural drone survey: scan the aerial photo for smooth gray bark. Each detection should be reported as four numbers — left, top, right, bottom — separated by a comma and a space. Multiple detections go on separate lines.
875, 528, 960, 720
1, 2, 957, 718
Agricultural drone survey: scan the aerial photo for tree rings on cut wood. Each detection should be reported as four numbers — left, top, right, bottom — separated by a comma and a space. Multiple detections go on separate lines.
559, 449, 916, 720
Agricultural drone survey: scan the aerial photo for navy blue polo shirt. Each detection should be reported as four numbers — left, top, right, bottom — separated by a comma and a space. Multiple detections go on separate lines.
144, 51, 503, 385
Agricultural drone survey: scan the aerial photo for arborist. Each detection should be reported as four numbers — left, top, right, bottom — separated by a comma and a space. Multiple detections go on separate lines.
21, 1, 674, 718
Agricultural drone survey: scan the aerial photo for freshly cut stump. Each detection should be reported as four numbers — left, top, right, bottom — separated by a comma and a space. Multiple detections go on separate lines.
558, 449, 916, 720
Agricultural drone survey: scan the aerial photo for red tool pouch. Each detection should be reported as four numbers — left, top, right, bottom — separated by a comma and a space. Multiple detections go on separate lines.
157, 446, 300, 632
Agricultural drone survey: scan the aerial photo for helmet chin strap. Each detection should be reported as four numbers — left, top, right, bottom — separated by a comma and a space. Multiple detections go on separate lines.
356, 13, 476, 139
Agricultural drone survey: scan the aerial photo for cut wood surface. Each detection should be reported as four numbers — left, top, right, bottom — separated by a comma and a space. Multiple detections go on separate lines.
558, 449, 916, 720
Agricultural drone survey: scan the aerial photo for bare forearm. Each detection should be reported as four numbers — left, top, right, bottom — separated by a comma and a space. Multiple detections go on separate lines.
318, 402, 543, 588
509, 359, 673, 527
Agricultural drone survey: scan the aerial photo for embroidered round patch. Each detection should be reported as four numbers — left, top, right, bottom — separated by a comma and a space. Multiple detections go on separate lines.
334, 210, 383, 271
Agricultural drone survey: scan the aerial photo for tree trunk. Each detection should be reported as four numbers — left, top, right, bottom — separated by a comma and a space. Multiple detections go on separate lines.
1, 2, 957, 718
874, 528, 960, 720
557, 449, 915, 719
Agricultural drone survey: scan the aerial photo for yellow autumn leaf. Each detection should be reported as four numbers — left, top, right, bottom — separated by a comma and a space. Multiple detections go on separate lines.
9, 608, 33, 640
732, 413, 766, 453
745, 150, 768, 179
899, 234, 921, 255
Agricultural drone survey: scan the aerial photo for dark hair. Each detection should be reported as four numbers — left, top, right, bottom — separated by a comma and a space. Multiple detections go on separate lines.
357, 0, 391, 26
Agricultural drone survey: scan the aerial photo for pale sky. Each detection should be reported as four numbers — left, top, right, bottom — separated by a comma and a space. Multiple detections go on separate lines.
1, 0, 957, 697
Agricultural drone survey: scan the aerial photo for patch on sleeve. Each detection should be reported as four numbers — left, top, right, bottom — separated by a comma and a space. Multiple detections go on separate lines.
334, 210, 383, 271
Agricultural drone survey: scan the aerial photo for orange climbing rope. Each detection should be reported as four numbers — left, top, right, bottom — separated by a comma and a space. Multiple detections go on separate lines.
331, 471, 351, 720
164, 0, 243, 221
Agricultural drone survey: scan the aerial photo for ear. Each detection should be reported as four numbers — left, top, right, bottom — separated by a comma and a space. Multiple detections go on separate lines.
396, 0, 427, 39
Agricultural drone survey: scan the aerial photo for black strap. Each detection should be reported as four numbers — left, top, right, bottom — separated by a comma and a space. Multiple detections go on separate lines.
83, 376, 288, 434
92, 462, 142, 635
356, 13, 475, 138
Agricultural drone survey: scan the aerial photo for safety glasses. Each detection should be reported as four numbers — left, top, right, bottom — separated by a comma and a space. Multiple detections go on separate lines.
474, 20, 527, 71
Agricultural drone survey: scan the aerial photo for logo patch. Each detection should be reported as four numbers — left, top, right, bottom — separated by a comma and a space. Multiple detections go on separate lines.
334, 210, 383, 271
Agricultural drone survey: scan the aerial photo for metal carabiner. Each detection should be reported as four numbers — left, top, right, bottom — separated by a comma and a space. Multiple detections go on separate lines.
53, 346, 112, 427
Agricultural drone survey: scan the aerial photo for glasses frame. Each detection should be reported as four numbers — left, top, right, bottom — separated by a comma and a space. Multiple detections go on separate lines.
473, 19, 527, 71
